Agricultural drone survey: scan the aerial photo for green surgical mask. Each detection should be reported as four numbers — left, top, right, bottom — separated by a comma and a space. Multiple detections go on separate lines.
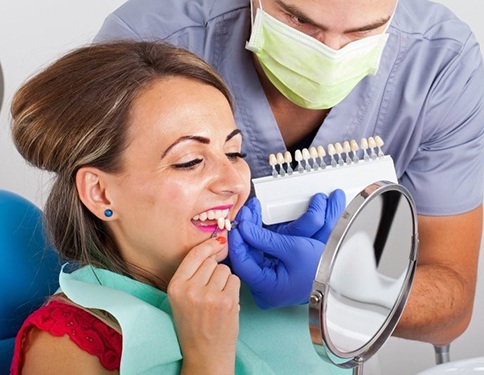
246, 6, 390, 110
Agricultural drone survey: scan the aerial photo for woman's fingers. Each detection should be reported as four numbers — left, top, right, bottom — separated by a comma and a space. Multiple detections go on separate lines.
170, 237, 225, 283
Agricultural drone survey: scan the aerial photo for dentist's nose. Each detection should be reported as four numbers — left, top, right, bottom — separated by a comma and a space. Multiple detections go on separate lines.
314, 31, 348, 50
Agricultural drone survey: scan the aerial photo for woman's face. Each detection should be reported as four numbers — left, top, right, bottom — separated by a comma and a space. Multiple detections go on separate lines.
104, 77, 251, 284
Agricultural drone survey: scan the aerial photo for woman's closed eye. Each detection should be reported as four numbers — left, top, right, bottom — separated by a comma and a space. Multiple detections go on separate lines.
226, 152, 247, 161
171, 151, 246, 170
172, 158, 203, 170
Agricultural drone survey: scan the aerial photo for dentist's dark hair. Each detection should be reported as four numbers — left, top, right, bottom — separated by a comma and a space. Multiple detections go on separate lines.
11, 40, 232, 282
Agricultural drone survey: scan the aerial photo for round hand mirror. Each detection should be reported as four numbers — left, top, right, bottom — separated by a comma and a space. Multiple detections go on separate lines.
309, 181, 419, 374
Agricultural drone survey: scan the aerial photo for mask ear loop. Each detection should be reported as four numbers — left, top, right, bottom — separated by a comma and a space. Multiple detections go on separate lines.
384, 0, 399, 33
249, 0, 264, 26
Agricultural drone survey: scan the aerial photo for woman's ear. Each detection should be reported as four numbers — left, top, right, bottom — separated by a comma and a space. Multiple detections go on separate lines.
76, 167, 113, 220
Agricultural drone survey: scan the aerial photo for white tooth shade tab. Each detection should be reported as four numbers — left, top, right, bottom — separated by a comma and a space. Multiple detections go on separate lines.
218, 217, 225, 230
284, 151, 292, 163
276, 152, 286, 176
216, 218, 233, 231
375, 136, 385, 158
269, 153, 278, 178
334, 142, 344, 166
294, 149, 304, 173
225, 219, 232, 231
284, 151, 294, 175
350, 140, 359, 152
360, 138, 370, 162
276, 152, 285, 165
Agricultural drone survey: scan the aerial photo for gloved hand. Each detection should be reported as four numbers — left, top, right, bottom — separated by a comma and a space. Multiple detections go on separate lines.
269, 189, 346, 244
228, 198, 326, 309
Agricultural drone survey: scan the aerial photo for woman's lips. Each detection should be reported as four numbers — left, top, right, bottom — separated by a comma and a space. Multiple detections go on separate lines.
191, 206, 233, 233
192, 220, 220, 233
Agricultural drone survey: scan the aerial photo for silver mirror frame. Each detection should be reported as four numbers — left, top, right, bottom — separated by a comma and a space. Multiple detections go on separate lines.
0, 60, 3, 112
309, 181, 419, 370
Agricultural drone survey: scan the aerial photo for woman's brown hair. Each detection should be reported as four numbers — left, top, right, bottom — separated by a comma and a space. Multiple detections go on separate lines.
11, 41, 232, 277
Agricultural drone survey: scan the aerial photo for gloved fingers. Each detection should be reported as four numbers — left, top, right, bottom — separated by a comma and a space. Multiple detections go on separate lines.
314, 189, 346, 243
234, 204, 253, 223
327, 189, 346, 220
238, 220, 301, 263
273, 193, 328, 237
244, 197, 262, 226
228, 228, 265, 285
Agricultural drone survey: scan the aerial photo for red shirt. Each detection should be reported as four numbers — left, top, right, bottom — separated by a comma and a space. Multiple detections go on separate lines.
11, 299, 122, 373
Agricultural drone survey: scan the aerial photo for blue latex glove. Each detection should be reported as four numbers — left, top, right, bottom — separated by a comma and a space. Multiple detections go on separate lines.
270, 189, 346, 244
229, 198, 327, 309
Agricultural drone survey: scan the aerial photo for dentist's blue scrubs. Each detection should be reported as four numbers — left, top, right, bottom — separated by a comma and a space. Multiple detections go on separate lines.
95, 0, 484, 216
94, 0, 484, 372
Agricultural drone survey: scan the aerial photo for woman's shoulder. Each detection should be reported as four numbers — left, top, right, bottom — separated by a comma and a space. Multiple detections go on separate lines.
11, 298, 122, 374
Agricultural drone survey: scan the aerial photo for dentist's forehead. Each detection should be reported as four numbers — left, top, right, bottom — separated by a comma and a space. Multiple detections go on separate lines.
263, 0, 396, 18
262, 0, 396, 32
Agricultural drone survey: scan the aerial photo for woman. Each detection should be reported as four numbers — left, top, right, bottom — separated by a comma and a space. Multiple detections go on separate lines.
10, 41, 346, 374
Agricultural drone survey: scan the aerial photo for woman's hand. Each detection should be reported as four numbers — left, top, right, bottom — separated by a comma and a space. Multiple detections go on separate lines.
168, 237, 240, 375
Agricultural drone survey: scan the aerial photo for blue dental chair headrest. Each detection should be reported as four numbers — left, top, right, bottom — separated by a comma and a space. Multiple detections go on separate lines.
0, 190, 60, 374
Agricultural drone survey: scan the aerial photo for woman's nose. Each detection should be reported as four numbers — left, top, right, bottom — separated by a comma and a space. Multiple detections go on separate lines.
210, 157, 248, 195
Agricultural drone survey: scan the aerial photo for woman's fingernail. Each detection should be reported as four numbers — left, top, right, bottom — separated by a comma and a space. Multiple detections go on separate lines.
215, 236, 227, 244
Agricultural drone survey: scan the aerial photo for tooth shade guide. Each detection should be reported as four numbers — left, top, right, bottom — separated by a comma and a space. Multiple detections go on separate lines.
252, 136, 395, 224
252, 153, 398, 225
264, 135, 386, 177
211, 219, 234, 237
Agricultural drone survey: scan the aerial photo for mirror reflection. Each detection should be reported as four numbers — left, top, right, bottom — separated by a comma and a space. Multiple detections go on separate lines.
310, 182, 418, 373
327, 189, 413, 354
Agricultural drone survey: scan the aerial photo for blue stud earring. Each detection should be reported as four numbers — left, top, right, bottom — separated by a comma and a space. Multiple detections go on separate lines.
104, 209, 113, 218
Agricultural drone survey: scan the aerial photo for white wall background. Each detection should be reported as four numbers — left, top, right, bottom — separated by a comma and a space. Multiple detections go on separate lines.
0, 1, 483, 374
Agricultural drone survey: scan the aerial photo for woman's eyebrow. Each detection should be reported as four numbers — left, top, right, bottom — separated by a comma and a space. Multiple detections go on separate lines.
161, 130, 242, 159
161, 135, 210, 159
226, 129, 243, 142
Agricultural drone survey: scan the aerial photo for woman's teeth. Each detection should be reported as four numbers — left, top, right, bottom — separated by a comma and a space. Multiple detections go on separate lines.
192, 208, 229, 222
192, 209, 232, 231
